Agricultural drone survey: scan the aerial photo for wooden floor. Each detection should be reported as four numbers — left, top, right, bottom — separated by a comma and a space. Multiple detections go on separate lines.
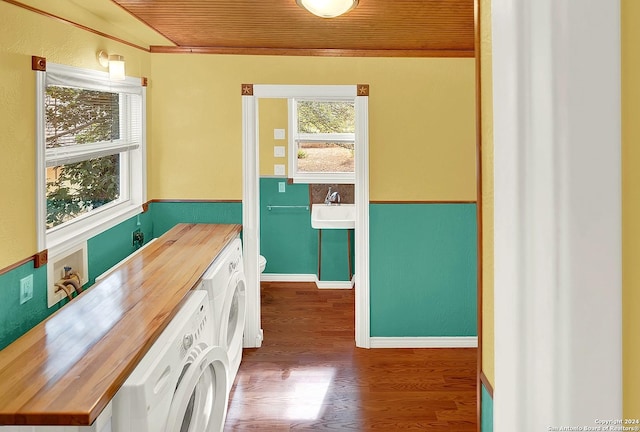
225, 282, 477, 431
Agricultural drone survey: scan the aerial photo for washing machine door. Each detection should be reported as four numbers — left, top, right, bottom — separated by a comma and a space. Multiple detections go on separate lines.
165, 344, 229, 432
220, 272, 246, 349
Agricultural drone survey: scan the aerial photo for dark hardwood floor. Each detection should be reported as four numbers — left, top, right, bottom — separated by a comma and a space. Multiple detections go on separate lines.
225, 282, 477, 431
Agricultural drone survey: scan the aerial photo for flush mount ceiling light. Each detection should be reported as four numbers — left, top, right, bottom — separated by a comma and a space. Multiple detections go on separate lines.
296, 0, 359, 18
97, 50, 126, 80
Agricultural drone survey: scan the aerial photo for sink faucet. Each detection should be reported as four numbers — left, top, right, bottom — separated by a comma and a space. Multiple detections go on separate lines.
324, 187, 341, 205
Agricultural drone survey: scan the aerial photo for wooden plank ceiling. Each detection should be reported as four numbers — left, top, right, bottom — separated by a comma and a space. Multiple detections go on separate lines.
111, 0, 475, 57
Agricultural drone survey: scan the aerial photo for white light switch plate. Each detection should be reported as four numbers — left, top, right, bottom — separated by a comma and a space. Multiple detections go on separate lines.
274, 164, 285, 176
20, 275, 34, 304
274, 146, 285, 157
274, 129, 285, 140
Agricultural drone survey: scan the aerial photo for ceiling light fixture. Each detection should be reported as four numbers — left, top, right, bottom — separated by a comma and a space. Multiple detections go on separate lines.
97, 50, 126, 81
296, 0, 358, 18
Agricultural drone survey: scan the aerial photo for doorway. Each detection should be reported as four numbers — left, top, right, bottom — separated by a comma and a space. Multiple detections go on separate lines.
241, 84, 370, 349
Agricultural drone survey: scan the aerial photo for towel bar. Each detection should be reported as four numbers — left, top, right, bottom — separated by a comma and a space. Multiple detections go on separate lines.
267, 205, 309, 211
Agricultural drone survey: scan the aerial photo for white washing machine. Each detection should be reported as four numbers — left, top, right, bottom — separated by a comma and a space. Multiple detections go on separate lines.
112, 290, 229, 432
198, 238, 247, 394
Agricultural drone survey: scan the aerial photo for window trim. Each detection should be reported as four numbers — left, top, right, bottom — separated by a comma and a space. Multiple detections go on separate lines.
297, 133, 355, 142
36, 63, 146, 256
288, 98, 356, 184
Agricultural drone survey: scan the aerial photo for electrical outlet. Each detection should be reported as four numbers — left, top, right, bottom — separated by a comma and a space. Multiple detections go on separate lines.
132, 229, 144, 249
20, 275, 33, 305
278, 182, 286, 193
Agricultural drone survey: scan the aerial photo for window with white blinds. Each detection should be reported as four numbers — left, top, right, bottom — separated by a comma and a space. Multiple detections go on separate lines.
36, 63, 146, 251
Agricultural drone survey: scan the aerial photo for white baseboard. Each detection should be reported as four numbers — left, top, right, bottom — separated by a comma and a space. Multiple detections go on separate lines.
316, 275, 355, 289
260, 273, 355, 290
260, 273, 317, 282
369, 336, 478, 348
315, 280, 353, 289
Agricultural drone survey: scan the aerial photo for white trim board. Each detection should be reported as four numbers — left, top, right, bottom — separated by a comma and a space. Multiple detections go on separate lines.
492, 0, 621, 428
242, 92, 261, 349
370, 337, 477, 349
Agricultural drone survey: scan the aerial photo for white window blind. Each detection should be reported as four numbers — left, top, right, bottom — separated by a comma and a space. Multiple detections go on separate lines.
45, 64, 142, 167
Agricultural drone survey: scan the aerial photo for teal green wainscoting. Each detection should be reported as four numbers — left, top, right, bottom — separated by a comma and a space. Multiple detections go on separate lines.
149, 201, 242, 238
319, 229, 353, 281
482, 383, 494, 431
0, 203, 244, 350
0, 262, 49, 350
260, 178, 317, 275
369, 203, 477, 337
87, 212, 154, 285
0, 212, 155, 350
89, 202, 243, 285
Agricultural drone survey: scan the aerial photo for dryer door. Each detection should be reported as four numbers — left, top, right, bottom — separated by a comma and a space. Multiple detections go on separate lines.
219, 272, 247, 350
165, 344, 229, 432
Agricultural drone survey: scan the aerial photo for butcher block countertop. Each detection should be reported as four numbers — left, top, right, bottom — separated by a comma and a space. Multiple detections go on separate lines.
0, 223, 242, 426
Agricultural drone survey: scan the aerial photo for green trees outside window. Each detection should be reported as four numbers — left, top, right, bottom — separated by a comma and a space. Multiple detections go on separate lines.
295, 100, 355, 174
45, 87, 121, 228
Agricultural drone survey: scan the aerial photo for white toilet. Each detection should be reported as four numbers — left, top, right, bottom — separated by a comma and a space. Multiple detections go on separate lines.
259, 255, 266, 273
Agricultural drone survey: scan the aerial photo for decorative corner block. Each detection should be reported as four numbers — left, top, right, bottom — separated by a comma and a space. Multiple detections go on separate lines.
141, 77, 148, 87
32, 56, 46, 71
34, 250, 48, 268
241, 84, 254, 96
357, 84, 370, 97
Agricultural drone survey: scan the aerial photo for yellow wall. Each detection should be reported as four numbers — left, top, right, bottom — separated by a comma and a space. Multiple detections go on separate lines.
480, 0, 495, 388
14, 0, 172, 48
622, 0, 640, 418
0, 1, 151, 269
0, 1, 476, 266
148, 55, 476, 201
258, 99, 289, 177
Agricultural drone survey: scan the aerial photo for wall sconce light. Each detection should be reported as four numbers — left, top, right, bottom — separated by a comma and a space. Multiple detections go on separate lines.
296, 0, 358, 18
97, 50, 126, 81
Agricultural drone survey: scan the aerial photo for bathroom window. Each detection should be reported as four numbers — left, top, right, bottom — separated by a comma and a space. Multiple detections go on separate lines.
36, 63, 145, 252
289, 99, 355, 184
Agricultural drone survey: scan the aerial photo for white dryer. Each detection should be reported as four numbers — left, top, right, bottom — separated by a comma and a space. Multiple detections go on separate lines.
198, 238, 247, 393
112, 290, 229, 432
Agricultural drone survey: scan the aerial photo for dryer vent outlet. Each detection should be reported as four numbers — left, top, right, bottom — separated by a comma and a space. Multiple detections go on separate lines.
132, 229, 144, 249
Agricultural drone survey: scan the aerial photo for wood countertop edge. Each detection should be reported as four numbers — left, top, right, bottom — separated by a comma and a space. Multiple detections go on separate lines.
0, 223, 242, 426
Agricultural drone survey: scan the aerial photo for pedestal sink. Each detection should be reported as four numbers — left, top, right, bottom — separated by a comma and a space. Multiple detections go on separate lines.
311, 204, 355, 229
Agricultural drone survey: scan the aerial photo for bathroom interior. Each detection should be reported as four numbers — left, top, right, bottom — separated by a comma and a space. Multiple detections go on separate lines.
258, 98, 356, 288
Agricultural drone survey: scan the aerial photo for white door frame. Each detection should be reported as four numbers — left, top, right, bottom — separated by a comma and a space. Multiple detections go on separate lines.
242, 84, 370, 348
492, 0, 621, 429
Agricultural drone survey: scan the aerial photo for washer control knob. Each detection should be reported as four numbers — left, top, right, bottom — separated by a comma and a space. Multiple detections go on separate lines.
182, 334, 194, 350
